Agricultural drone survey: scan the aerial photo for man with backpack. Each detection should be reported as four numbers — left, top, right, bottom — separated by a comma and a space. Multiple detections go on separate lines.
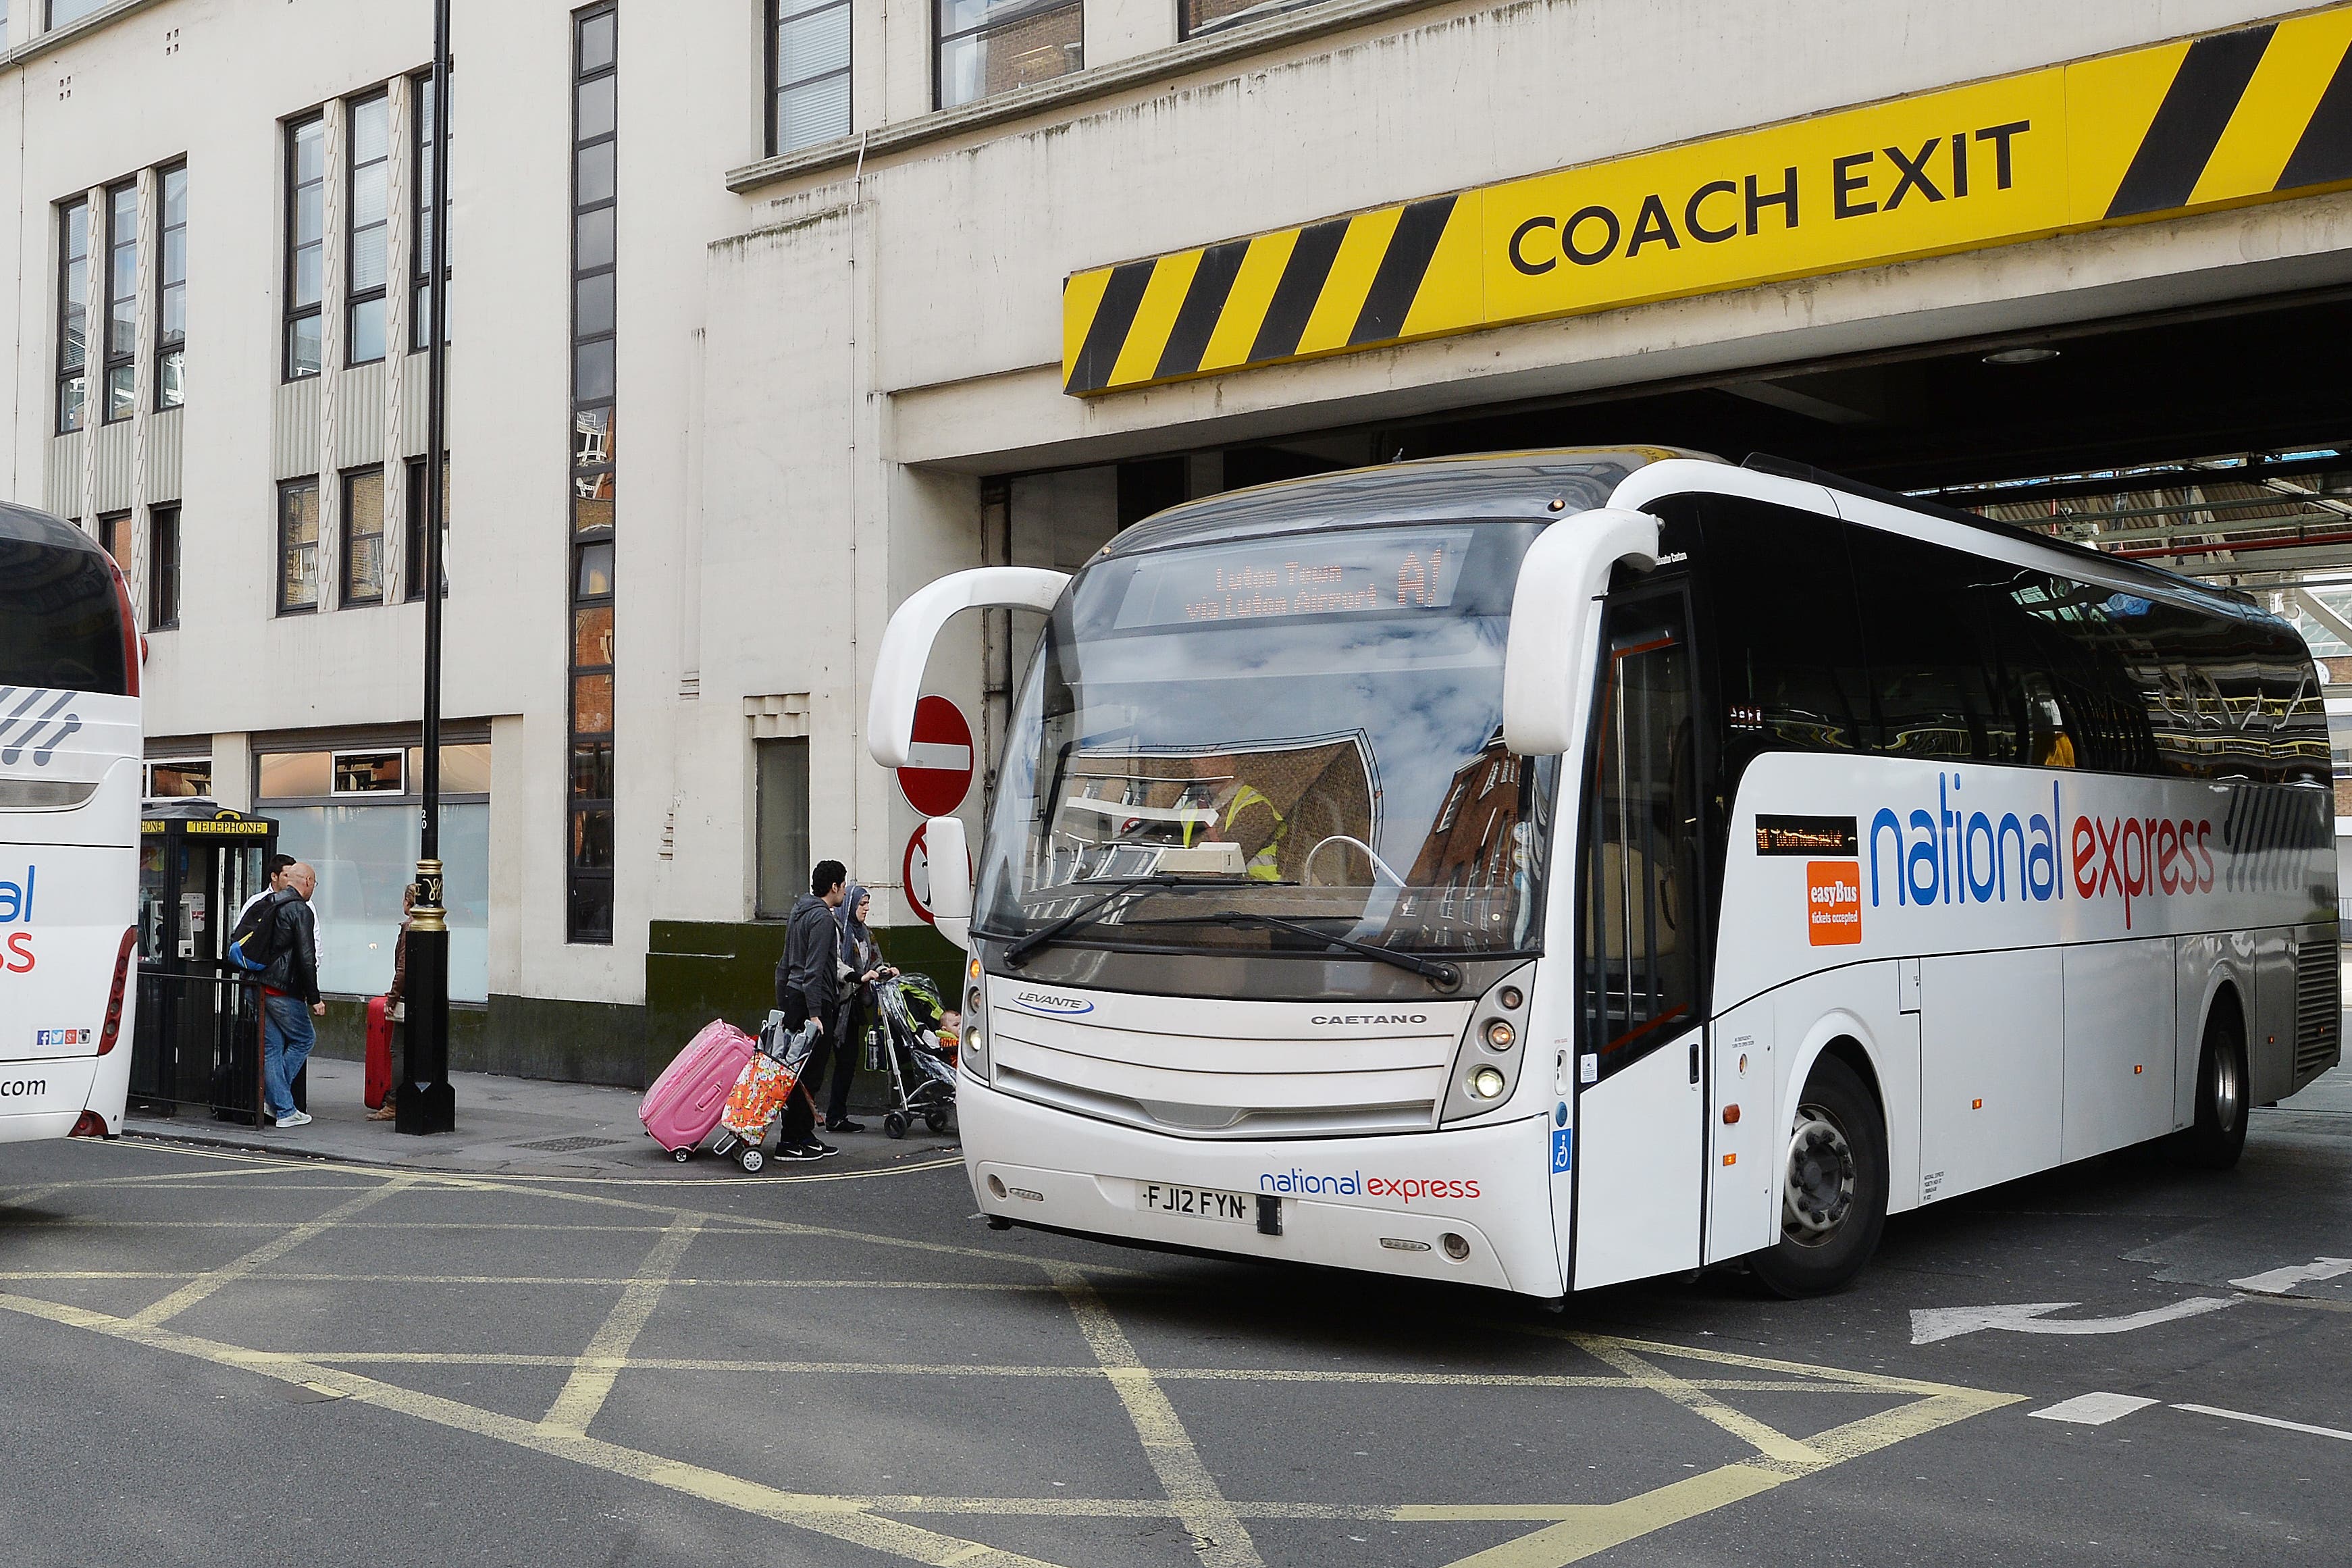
238, 862, 325, 1128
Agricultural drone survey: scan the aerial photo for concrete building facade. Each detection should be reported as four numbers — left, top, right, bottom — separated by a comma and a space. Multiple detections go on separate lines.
7, 0, 2351, 1080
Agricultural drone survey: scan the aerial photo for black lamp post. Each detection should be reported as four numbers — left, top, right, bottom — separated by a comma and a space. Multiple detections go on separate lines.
400, 0, 457, 1134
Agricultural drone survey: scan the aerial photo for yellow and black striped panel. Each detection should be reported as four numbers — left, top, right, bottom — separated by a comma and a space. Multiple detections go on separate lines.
1065, 3, 2352, 398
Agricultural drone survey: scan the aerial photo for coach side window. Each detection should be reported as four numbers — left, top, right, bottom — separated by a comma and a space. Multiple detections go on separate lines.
2002, 575, 2162, 775
2268, 645, 2330, 783
1693, 497, 1869, 771
1846, 529, 2014, 761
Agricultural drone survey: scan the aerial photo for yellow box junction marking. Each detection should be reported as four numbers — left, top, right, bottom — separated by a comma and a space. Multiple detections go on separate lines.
5, 1141, 2023, 1568
1063, 3, 2352, 395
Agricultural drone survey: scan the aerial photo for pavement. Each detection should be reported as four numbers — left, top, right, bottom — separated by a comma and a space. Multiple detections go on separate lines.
1, 1062, 2343, 1567
122, 1055, 962, 1179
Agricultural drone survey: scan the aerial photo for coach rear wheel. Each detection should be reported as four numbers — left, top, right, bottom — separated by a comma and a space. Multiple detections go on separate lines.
2175, 1005, 2250, 1171
1748, 1055, 1888, 1299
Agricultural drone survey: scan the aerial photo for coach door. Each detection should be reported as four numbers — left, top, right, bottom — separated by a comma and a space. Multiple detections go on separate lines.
1570, 588, 1708, 1290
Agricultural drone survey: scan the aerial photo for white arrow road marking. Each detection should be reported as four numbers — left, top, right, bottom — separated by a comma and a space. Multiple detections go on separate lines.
2174, 1403, 2352, 1443
903, 741, 972, 771
1910, 1296, 2237, 1344
2029, 1392, 2158, 1426
2228, 1257, 2352, 1294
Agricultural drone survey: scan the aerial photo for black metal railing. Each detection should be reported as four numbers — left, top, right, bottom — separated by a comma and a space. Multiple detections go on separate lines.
129, 967, 271, 1126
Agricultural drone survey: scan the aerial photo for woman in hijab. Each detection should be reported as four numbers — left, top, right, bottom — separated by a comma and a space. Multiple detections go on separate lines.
826, 884, 893, 1133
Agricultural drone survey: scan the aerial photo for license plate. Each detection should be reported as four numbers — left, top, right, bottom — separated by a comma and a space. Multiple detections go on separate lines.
1139, 1182, 1253, 1224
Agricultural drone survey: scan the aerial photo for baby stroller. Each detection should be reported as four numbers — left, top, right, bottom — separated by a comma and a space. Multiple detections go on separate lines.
709, 1011, 819, 1172
872, 972, 958, 1139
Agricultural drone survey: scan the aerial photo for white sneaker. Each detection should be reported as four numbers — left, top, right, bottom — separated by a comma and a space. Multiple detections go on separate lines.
276, 1109, 313, 1128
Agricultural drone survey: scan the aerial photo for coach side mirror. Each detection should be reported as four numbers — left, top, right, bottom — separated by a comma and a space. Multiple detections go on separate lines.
868, 567, 1070, 768
1500, 507, 1661, 756
925, 815, 974, 951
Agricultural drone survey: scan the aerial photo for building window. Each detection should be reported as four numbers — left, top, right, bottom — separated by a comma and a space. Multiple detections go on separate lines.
754, 737, 810, 920
568, 3, 619, 946
255, 737, 492, 1001
937, 0, 1082, 110
145, 757, 212, 798
1178, 0, 1315, 38
412, 70, 451, 351
284, 114, 326, 380
102, 182, 137, 423
346, 93, 390, 365
155, 164, 186, 409
405, 455, 447, 601
148, 504, 180, 629
342, 465, 386, 604
278, 477, 320, 612
49, 1, 111, 25
769, 0, 850, 154
56, 197, 88, 434
98, 510, 131, 568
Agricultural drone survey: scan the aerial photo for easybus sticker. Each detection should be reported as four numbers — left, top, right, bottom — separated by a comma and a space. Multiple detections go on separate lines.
1806, 862, 1862, 946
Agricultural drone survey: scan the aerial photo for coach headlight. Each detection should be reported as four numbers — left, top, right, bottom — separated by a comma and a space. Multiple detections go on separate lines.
1440, 964, 1535, 1124
962, 966, 989, 1080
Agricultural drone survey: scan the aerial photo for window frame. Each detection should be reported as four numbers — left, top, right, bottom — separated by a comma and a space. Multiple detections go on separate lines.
56, 195, 89, 434
567, 2, 620, 946
283, 113, 326, 382
411, 69, 452, 352
404, 454, 448, 602
154, 162, 186, 411
101, 181, 138, 424
767, 0, 852, 156
934, 0, 1084, 111
345, 90, 392, 367
340, 464, 387, 606
754, 735, 812, 920
147, 502, 180, 630
276, 475, 321, 615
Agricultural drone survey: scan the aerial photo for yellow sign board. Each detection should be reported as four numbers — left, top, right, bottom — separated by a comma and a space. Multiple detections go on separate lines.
1064, 5, 2352, 396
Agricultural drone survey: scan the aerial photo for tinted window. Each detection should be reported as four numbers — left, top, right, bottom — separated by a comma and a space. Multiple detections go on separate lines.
1847, 529, 2015, 761
1692, 496, 1868, 775
0, 536, 128, 694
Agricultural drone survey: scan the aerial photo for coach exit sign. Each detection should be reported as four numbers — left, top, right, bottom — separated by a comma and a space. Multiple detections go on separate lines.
1063, 3, 2352, 396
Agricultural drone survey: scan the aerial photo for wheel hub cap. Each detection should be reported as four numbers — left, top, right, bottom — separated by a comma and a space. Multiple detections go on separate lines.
1782, 1105, 1856, 1245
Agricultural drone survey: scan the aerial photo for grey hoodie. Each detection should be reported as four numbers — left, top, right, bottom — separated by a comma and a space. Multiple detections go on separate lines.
777, 893, 841, 1020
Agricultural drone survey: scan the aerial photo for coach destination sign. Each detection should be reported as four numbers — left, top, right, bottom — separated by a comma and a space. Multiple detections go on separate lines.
1063, 4, 2352, 396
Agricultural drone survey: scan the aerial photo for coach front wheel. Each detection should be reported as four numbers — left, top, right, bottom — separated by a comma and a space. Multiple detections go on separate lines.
1748, 1055, 1889, 1299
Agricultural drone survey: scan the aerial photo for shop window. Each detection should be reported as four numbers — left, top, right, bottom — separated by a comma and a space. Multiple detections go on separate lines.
937, 0, 1082, 111
332, 750, 406, 794
145, 758, 212, 798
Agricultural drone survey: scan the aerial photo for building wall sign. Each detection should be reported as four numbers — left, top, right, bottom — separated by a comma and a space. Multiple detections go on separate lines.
1063, 5, 2352, 396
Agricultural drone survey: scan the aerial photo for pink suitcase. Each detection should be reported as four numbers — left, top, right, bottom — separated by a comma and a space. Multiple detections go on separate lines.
639, 1019, 758, 1161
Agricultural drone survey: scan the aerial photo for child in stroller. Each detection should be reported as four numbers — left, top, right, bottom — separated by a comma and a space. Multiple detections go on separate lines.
872, 972, 958, 1139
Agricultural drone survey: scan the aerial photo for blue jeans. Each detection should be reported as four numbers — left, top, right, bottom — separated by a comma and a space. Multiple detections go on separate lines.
263, 993, 316, 1120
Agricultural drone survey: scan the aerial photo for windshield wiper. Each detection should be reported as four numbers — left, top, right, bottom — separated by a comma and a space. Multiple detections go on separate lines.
1130, 910, 1463, 991
1001, 874, 1256, 968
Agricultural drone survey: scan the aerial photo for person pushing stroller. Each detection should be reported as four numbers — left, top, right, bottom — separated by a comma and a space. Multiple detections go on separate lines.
824, 883, 895, 1134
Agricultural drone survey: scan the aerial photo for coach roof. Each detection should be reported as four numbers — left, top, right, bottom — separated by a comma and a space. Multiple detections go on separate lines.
0, 501, 105, 556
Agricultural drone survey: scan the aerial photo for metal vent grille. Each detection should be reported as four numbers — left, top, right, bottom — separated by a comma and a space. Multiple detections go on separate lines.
2294, 934, 2341, 1080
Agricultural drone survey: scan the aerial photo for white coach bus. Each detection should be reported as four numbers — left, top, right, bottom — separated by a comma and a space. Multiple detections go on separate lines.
0, 502, 141, 1145
870, 449, 2339, 1297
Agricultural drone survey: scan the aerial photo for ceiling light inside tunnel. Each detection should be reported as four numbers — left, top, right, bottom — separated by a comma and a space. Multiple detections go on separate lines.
1984, 347, 2061, 365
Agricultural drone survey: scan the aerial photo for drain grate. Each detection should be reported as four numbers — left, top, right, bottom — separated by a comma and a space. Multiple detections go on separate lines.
513, 1135, 627, 1153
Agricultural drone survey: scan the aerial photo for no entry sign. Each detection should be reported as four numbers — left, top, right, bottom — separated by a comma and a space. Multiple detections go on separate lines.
896, 695, 974, 817
900, 820, 971, 928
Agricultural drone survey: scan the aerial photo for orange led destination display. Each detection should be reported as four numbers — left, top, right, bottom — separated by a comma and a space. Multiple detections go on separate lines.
1111, 528, 1473, 629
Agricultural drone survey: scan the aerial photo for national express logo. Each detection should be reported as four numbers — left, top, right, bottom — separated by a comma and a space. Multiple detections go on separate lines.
1, 864, 36, 972
0, 687, 83, 768
1774, 778, 2226, 943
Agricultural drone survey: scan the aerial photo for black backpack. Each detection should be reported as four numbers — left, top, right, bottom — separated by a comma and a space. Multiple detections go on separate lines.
227, 888, 294, 973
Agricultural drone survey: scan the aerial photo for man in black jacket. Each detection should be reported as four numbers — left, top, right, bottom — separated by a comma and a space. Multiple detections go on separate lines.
773, 860, 847, 1159
259, 862, 325, 1128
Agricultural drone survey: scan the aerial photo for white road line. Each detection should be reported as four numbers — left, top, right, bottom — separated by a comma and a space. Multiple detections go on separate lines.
2029, 1392, 2158, 1426
2229, 1258, 2352, 1294
2174, 1403, 2352, 1443
1910, 1297, 2235, 1344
